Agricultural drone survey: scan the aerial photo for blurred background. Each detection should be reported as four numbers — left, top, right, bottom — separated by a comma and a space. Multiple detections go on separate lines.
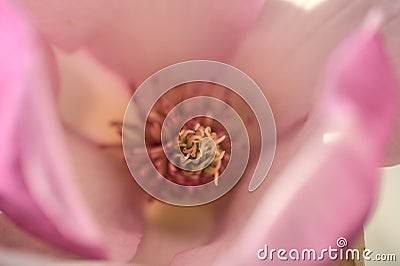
365, 165, 400, 265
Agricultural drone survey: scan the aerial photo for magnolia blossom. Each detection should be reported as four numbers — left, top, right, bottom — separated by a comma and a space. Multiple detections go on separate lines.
0, 0, 399, 266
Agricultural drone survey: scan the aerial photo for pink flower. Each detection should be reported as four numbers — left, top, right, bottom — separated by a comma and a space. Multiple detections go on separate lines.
0, 0, 399, 265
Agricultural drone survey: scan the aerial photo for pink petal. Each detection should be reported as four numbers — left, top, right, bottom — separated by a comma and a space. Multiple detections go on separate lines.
131, 203, 216, 266
0, 214, 78, 259
0, 245, 129, 266
172, 13, 396, 266
380, 9, 400, 166
14, 0, 265, 83
0, 1, 107, 259
385, 121, 400, 166
64, 130, 147, 261
230, 0, 400, 166
56, 49, 132, 145
54, 37, 148, 263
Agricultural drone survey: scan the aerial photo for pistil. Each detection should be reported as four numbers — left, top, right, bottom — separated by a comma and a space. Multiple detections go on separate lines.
178, 123, 226, 185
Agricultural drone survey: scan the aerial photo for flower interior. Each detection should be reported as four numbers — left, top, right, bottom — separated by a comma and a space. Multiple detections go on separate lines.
147, 115, 231, 187
122, 82, 260, 189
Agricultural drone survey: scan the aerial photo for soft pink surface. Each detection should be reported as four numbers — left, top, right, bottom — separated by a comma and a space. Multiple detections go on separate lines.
14, 0, 400, 166
0, 1, 147, 261
14, 0, 265, 84
64, 130, 147, 261
0, 0, 107, 259
172, 14, 396, 266
230, 0, 400, 166
0, 0, 399, 264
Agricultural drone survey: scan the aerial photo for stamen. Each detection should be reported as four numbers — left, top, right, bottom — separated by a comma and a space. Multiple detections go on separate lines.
144, 106, 230, 187
215, 135, 226, 145
177, 123, 227, 186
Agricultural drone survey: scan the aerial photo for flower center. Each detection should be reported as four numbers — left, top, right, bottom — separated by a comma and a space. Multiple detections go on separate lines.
144, 113, 230, 187
178, 123, 226, 185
